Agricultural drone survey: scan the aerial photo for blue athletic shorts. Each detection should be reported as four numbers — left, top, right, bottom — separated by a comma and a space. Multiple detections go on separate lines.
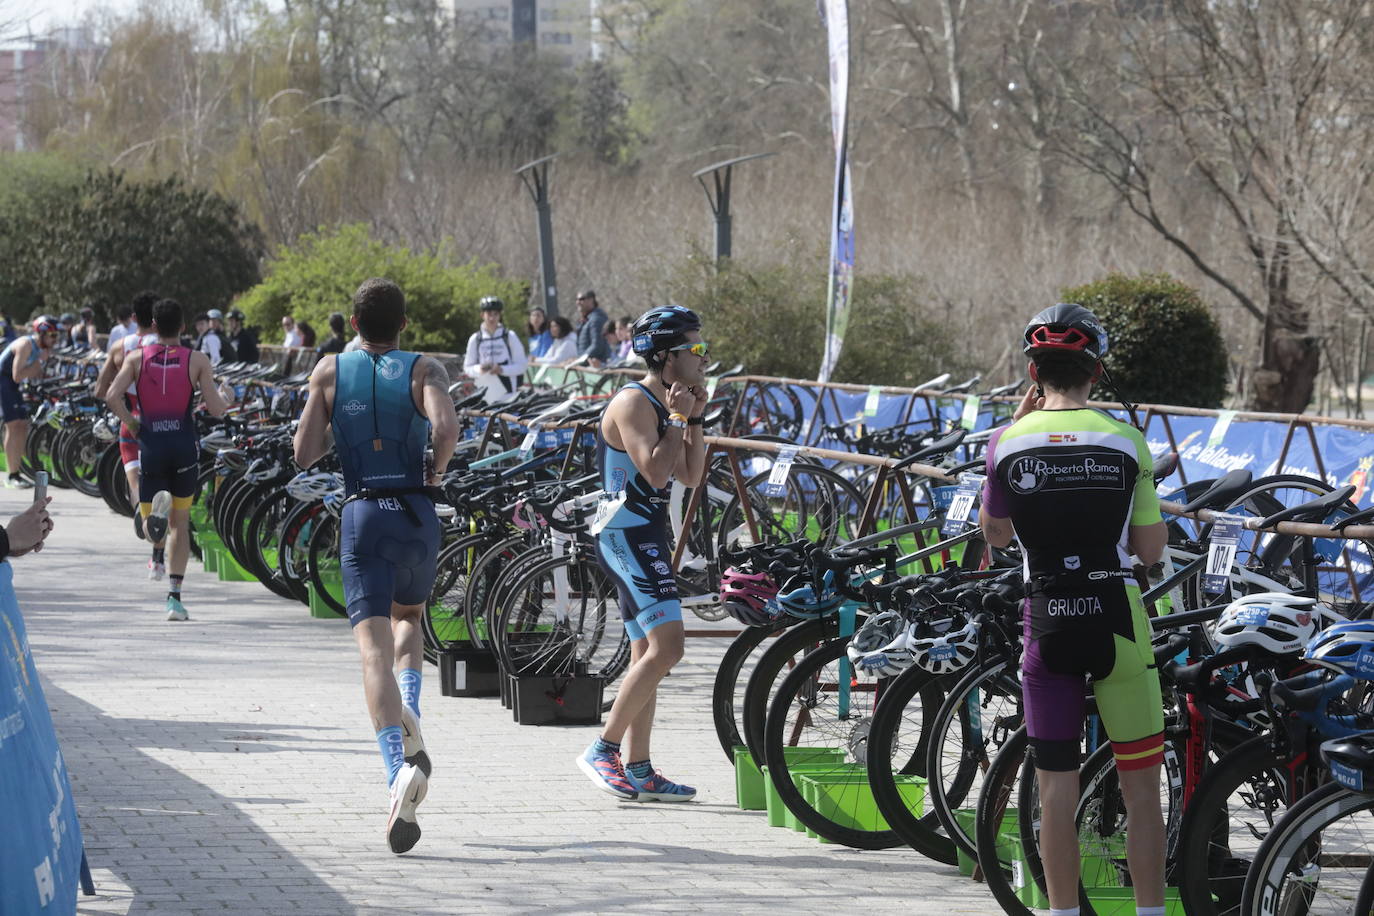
339, 493, 440, 627
0, 378, 27, 423
138, 432, 199, 502
595, 524, 681, 642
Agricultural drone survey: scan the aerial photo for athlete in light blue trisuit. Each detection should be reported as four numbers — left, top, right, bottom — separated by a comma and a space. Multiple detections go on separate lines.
577, 306, 708, 802
293, 279, 459, 854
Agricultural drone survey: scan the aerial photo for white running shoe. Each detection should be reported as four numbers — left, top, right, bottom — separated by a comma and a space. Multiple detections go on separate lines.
145, 490, 172, 544
400, 706, 431, 778
386, 763, 428, 854
148, 559, 166, 581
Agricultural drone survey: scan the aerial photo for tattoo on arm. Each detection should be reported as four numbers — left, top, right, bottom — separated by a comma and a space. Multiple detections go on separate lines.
424, 358, 451, 391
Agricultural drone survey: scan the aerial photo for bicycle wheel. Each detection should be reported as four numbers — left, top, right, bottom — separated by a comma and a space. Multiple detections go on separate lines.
243, 487, 298, 601
275, 500, 319, 605
740, 616, 859, 767
716, 465, 864, 555
1241, 781, 1374, 916
97, 443, 134, 517
57, 424, 103, 498
710, 622, 786, 761
489, 551, 630, 680
864, 661, 959, 863
423, 533, 488, 658
306, 512, 347, 616
974, 724, 1045, 916
922, 657, 1022, 862
762, 639, 904, 848
1175, 735, 1305, 916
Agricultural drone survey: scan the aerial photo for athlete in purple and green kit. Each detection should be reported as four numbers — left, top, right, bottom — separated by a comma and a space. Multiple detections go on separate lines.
980, 304, 1168, 916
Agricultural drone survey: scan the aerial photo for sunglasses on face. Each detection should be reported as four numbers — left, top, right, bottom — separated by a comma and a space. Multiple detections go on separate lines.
668, 341, 709, 358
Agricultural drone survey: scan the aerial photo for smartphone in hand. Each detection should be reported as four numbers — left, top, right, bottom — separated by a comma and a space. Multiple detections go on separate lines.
32, 470, 47, 505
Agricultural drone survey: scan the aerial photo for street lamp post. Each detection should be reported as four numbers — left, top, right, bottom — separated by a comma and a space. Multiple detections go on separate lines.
515, 153, 561, 318
692, 152, 775, 263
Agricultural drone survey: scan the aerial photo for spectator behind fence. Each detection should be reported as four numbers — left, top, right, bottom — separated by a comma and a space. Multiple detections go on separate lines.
226, 309, 259, 364
72, 307, 99, 351
527, 307, 552, 359
0, 495, 84, 915
282, 315, 304, 348
317, 313, 348, 357
534, 316, 577, 364
574, 290, 611, 366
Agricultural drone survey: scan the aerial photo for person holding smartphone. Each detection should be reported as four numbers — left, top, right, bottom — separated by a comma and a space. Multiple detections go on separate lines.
0, 316, 60, 488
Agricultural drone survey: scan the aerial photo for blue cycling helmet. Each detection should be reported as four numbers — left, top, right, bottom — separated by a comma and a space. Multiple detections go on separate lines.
774, 579, 844, 620
631, 305, 701, 357
1304, 621, 1374, 679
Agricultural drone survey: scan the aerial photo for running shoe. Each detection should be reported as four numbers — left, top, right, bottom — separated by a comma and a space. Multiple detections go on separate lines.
6, 475, 32, 489
148, 559, 166, 581
576, 744, 638, 800
400, 706, 431, 778
386, 762, 428, 854
145, 490, 172, 543
165, 596, 189, 621
133, 511, 145, 541
624, 768, 697, 803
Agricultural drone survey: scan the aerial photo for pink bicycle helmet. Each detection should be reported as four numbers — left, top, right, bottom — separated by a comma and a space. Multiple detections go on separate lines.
720, 566, 780, 628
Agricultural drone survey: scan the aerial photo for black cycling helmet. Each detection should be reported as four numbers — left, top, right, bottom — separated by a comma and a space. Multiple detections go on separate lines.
631, 305, 701, 356
227, 308, 245, 322
59, 312, 76, 328
1320, 732, 1374, 793
1023, 303, 1108, 364
479, 296, 504, 312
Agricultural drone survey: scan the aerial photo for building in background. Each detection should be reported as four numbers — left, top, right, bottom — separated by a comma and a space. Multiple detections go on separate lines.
0, 29, 96, 152
448, 1, 594, 66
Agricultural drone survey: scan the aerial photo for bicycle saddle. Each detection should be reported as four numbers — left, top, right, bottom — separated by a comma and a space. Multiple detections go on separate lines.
1180, 469, 1253, 515
1257, 485, 1357, 529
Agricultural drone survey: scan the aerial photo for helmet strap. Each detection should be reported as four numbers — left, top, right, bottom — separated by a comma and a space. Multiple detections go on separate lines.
1098, 365, 1141, 430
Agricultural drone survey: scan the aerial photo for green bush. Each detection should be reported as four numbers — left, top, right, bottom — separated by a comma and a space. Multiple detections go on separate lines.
1060, 272, 1228, 408
25, 170, 263, 323
663, 249, 970, 387
0, 153, 85, 320
235, 224, 527, 355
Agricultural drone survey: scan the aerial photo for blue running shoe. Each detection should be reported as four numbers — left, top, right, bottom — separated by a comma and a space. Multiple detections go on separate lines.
624, 768, 696, 803
576, 744, 637, 800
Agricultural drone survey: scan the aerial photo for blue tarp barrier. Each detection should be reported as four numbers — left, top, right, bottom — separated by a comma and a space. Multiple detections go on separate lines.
1, 562, 83, 916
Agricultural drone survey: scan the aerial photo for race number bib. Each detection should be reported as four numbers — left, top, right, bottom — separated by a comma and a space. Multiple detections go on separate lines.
1204, 514, 1243, 595
941, 473, 984, 537
765, 446, 802, 497
589, 493, 626, 536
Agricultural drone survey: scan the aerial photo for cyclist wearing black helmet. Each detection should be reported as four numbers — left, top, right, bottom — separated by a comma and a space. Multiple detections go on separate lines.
576, 304, 708, 803
462, 296, 526, 404
980, 303, 1168, 916
225, 308, 259, 364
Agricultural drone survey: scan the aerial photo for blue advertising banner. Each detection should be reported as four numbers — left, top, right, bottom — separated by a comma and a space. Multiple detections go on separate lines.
0, 562, 84, 916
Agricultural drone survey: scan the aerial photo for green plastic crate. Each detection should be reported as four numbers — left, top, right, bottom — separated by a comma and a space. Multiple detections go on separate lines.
763, 761, 865, 830
202, 546, 218, 574
216, 549, 257, 583
795, 774, 925, 843
307, 583, 346, 619
953, 807, 1047, 908
1085, 887, 1184, 916
735, 746, 846, 811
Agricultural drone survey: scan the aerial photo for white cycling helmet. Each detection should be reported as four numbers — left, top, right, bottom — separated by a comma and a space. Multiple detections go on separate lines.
846, 611, 915, 679
92, 414, 120, 443
910, 615, 980, 675
1212, 592, 1322, 656
286, 471, 343, 503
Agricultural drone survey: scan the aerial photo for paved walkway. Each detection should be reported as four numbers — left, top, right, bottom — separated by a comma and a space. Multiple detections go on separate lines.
9, 486, 992, 915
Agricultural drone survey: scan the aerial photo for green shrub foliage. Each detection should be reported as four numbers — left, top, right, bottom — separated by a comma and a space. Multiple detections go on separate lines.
1059, 272, 1228, 408
663, 250, 971, 387
235, 224, 527, 355
25, 170, 264, 323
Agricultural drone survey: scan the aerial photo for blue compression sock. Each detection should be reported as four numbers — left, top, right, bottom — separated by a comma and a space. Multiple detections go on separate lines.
397, 668, 422, 718
377, 726, 405, 786
627, 759, 652, 779
592, 736, 620, 755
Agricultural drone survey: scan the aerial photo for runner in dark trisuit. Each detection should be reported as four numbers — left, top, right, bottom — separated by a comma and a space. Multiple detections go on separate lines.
576, 305, 708, 802
106, 299, 229, 620
292, 278, 458, 854
980, 303, 1168, 916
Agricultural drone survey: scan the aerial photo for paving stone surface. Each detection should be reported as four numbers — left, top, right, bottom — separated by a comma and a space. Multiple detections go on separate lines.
8, 486, 994, 915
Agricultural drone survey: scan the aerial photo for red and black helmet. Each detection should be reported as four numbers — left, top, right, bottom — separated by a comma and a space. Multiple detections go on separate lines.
31, 315, 60, 336
1023, 303, 1108, 364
